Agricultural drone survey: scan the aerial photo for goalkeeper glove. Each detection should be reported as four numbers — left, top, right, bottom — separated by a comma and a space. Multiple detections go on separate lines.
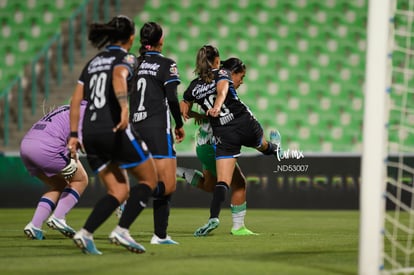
61, 158, 78, 180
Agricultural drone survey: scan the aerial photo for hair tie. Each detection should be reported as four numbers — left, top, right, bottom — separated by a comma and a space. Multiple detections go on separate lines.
145, 45, 151, 50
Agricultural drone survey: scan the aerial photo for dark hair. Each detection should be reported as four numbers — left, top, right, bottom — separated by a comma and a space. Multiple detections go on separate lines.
220, 57, 246, 74
139, 22, 163, 54
88, 15, 135, 49
137, 22, 163, 65
194, 45, 220, 83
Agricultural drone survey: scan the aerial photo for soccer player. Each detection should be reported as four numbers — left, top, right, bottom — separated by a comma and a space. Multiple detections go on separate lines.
129, 22, 185, 244
177, 58, 258, 236
181, 46, 279, 236
68, 15, 157, 255
21, 101, 88, 240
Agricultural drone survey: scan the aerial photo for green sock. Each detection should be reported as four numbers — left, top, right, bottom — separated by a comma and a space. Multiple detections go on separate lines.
231, 201, 247, 214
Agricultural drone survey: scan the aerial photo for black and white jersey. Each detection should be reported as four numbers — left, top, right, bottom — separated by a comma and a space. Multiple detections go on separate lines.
129, 51, 180, 128
78, 45, 138, 135
183, 68, 250, 128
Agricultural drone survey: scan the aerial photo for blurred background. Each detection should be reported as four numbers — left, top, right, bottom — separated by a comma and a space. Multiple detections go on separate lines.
0, 0, 368, 154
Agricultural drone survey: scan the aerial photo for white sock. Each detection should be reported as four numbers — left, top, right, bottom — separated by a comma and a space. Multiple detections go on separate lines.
79, 228, 93, 238
114, 225, 128, 234
231, 202, 247, 230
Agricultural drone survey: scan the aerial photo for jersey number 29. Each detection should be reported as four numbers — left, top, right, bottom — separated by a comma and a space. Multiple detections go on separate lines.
89, 72, 107, 109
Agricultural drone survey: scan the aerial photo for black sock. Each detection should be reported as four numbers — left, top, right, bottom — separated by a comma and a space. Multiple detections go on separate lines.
84, 194, 119, 233
209, 182, 229, 219
153, 195, 171, 239
152, 181, 166, 198
119, 183, 152, 229
263, 142, 278, 155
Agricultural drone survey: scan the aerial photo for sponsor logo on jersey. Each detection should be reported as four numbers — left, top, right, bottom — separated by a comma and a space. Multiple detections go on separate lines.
88, 56, 116, 73
169, 64, 179, 77
123, 54, 136, 67
138, 60, 160, 76
218, 69, 229, 77
192, 81, 216, 100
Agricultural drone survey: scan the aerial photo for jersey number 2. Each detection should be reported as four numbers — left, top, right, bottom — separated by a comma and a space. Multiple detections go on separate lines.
136, 78, 147, 111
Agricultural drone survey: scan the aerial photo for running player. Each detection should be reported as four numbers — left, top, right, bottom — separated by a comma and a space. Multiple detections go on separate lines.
68, 15, 157, 255
21, 101, 88, 240
181, 46, 279, 236
177, 57, 258, 236
129, 22, 185, 244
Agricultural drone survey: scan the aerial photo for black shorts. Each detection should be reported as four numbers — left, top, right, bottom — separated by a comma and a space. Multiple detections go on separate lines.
213, 113, 263, 158
83, 125, 151, 173
133, 125, 176, 159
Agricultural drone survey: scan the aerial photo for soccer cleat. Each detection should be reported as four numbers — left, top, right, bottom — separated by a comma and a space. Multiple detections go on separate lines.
150, 234, 179, 245
176, 167, 203, 187
194, 218, 220, 237
109, 230, 146, 254
269, 129, 282, 157
46, 215, 76, 238
176, 167, 194, 183
231, 226, 259, 236
24, 222, 44, 240
270, 129, 281, 145
73, 231, 102, 255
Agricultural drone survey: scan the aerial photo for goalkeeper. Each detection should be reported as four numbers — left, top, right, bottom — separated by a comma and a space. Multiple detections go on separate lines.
177, 57, 257, 236
21, 101, 88, 240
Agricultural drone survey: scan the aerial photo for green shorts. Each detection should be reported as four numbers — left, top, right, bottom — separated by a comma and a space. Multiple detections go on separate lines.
196, 144, 217, 177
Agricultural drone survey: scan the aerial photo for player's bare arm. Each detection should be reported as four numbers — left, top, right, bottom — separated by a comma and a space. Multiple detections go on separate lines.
207, 79, 229, 117
112, 66, 130, 132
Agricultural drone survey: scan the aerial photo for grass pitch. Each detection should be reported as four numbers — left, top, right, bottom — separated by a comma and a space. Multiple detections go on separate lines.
0, 208, 358, 275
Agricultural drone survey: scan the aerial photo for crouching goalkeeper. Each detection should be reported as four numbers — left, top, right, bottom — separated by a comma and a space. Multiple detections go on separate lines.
20, 101, 88, 240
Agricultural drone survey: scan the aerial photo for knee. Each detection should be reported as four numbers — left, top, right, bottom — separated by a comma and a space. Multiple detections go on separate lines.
165, 183, 176, 194
161, 179, 177, 195
108, 187, 129, 203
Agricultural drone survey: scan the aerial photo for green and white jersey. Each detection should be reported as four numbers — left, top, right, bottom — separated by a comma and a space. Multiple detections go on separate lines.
196, 119, 214, 146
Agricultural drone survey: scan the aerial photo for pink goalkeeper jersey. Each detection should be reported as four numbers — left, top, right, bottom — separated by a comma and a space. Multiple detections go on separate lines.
20, 101, 87, 177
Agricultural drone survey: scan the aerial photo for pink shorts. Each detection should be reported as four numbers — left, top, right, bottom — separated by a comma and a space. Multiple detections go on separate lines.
20, 138, 69, 177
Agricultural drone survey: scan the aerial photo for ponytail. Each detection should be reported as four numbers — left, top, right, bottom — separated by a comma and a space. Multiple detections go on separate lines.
88, 15, 135, 49
194, 45, 220, 83
137, 22, 163, 66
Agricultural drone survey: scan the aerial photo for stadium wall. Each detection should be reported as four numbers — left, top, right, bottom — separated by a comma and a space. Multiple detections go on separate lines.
0, 154, 363, 209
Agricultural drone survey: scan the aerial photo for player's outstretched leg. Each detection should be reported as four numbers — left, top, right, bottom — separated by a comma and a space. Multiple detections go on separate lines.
270, 129, 282, 157
260, 129, 282, 158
